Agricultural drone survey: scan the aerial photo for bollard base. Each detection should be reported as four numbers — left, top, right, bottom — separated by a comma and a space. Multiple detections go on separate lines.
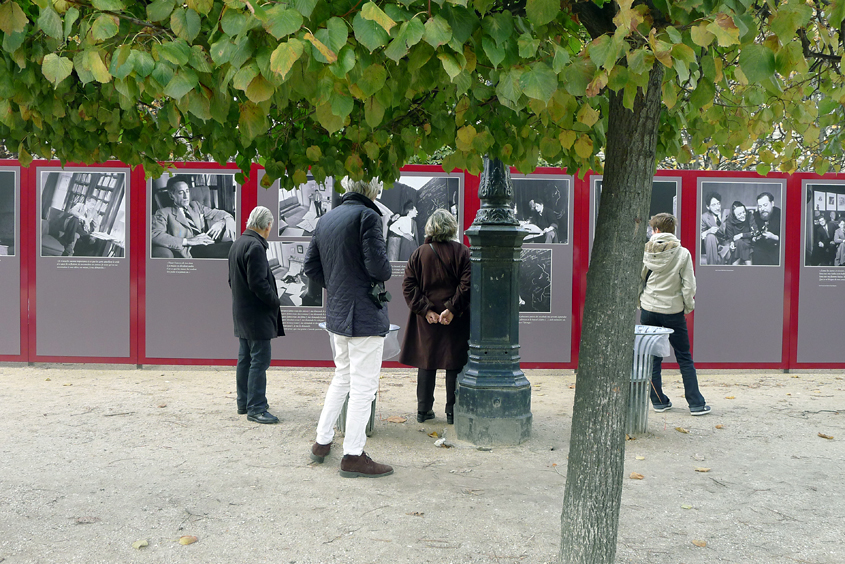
454, 384, 532, 446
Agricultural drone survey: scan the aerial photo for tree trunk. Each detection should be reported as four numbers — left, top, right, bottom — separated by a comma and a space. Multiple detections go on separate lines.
559, 63, 665, 564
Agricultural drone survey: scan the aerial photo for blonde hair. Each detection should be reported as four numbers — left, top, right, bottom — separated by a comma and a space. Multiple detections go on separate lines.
425, 209, 458, 242
340, 176, 381, 200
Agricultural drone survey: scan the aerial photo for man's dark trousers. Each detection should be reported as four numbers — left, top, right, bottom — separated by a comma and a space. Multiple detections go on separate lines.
640, 309, 706, 409
236, 338, 271, 415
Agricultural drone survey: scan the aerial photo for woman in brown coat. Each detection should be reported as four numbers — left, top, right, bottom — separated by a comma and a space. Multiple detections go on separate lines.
400, 209, 471, 424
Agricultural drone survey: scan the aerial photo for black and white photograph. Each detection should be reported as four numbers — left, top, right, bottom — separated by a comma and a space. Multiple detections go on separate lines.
150, 172, 237, 259
519, 248, 552, 313
512, 176, 569, 244
267, 241, 322, 307
805, 184, 845, 267
40, 171, 126, 258
593, 179, 678, 241
0, 171, 15, 256
336, 175, 460, 262
278, 177, 334, 237
699, 182, 783, 267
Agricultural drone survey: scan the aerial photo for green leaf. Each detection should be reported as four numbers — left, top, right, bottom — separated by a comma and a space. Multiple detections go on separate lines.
222, 7, 248, 36
739, 44, 775, 84
187, 0, 213, 16
330, 45, 356, 78
540, 136, 561, 159
357, 64, 387, 97
526, 0, 558, 27
64, 7, 79, 39
109, 44, 134, 79
315, 102, 345, 133
438, 52, 462, 80
361, 2, 397, 34
423, 15, 452, 48
354, 12, 390, 52
246, 74, 275, 103
171, 8, 201, 43
269, 39, 304, 79
495, 68, 524, 105
313, 17, 347, 63
41, 53, 73, 87
164, 69, 198, 99
481, 12, 513, 46
91, 14, 119, 42
519, 62, 557, 102
87, 50, 112, 83
37, 6, 63, 39
262, 6, 302, 39
482, 36, 505, 68
306, 145, 322, 161
147, 0, 176, 23
563, 58, 596, 97
553, 44, 570, 73
365, 96, 385, 127
92, 0, 126, 9
770, 3, 812, 39
330, 92, 354, 118
0, 1, 29, 35
132, 50, 155, 77
518, 33, 540, 58
384, 19, 425, 62
239, 101, 268, 144
233, 63, 258, 90
157, 40, 192, 66
293, 0, 318, 18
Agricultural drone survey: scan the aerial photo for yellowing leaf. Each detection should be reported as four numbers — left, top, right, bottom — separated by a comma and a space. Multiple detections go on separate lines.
695, 467, 711, 473
725, 395, 735, 399
715, 424, 724, 429
675, 427, 689, 434
179, 535, 198, 545
681, 504, 693, 509
304, 33, 337, 64
818, 433, 834, 440
692, 540, 707, 547
576, 104, 600, 127
629, 472, 644, 480
559, 130, 576, 150
132, 539, 149, 549
625, 434, 636, 441
635, 456, 645, 460
270, 39, 305, 80
706, 13, 740, 47
573, 134, 593, 159
361, 1, 396, 34
0, 1, 29, 35
428, 431, 439, 438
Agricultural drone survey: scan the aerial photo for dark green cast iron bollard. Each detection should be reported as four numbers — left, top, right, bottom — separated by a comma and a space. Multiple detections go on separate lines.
454, 157, 532, 445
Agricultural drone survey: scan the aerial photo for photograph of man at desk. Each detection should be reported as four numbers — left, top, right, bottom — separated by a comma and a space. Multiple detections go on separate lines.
267, 242, 322, 307
39, 171, 127, 258
278, 177, 333, 237
511, 177, 569, 245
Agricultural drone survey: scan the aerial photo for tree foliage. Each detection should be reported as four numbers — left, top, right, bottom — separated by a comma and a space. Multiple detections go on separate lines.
1, 0, 843, 188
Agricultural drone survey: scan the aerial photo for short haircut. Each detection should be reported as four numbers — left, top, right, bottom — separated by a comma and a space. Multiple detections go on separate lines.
165, 174, 191, 192
757, 192, 774, 204
246, 206, 273, 231
704, 192, 721, 206
341, 176, 381, 200
425, 209, 459, 242
649, 213, 676, 234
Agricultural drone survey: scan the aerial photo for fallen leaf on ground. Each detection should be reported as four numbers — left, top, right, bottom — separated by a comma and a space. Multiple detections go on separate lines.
45, 378, 51, 381
178, 536, 198, 545
692, 540, 707, 547
385, 416, 406, 423
675, 427, 689, 434
74, 516, 100, 524
407, 512, 424, 517
791, 375, 799, 378
568, 384, 575, 389
681, 504, 693, 509
158, 404, 167, 408
695, 467, 711, 472
635, 456, 645, 460
715, 424, 724, 429
625, 434, 636, 441
725, 395, 735, 399
132, 539, 149, 549
818, 433, 834, 440
629, 472, 644, 480
64, 383, 72, 386
428, 431, 439, 438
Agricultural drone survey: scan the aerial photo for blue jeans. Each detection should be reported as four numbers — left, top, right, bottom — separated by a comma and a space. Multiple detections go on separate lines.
236, 338, 271, 415
639, 310, 706, 409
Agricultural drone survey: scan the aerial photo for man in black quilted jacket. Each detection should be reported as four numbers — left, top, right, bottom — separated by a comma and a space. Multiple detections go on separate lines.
304, 178, 394, 478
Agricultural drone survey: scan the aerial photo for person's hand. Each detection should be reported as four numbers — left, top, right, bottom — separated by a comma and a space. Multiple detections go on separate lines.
734, 233, 743, 241
819, 241, 825, 248
763, 231, 778, 241
187, 234, 214, 246
207, 221, 225, 240
439, 309, 454, 325
425, 311, 439, 324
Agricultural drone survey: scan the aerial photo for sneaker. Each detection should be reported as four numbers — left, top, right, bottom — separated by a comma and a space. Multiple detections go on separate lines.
339, 452, 394, 478
690, 405, 711, 416
416, 410, 435, 423
310, 442, 331, 463
652, 401, 672, 413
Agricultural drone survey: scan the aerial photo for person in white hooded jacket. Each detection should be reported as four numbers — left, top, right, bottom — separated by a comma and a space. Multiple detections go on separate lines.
638, 213, 711, 416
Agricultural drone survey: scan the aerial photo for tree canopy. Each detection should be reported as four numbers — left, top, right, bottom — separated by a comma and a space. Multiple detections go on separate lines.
2, 0, 844, 188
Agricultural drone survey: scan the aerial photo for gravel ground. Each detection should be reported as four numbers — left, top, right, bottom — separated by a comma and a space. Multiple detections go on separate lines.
0, 365, 842, 564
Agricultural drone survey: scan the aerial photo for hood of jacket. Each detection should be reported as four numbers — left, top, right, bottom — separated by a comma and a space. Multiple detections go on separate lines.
643, 233, 681, 273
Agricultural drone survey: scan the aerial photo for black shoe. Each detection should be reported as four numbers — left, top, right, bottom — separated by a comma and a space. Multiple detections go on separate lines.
247, 411, 279, 424
416, 410, 435, 423
237, 406, 247, 415
446, 412, 454, 425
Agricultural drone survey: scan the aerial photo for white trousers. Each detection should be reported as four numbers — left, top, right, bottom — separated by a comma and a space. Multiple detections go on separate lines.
315, 334, 384, 456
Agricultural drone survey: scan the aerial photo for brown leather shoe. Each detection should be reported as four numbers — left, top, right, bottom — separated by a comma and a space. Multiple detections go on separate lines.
310, 442, 331, 463
339, 452, 394, 478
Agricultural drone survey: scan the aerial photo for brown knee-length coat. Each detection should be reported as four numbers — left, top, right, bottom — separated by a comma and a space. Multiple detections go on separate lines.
399, 237, 471, 370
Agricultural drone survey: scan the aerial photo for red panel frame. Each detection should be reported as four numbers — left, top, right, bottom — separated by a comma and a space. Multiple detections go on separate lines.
27, 160, 137, 364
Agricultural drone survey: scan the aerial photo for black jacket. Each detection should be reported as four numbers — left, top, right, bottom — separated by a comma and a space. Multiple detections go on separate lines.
228, 229, 284, 340
304, 192, 391, 337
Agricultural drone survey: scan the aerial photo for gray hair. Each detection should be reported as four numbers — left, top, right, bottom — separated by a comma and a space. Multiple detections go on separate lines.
425, 209, 458, 242
246, 206, 273, 231
341, 176, 381, 201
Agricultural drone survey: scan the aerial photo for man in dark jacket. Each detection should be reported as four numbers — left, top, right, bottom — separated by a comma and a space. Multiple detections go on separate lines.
304, 178, 394, 478
228, 206, 284, 424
